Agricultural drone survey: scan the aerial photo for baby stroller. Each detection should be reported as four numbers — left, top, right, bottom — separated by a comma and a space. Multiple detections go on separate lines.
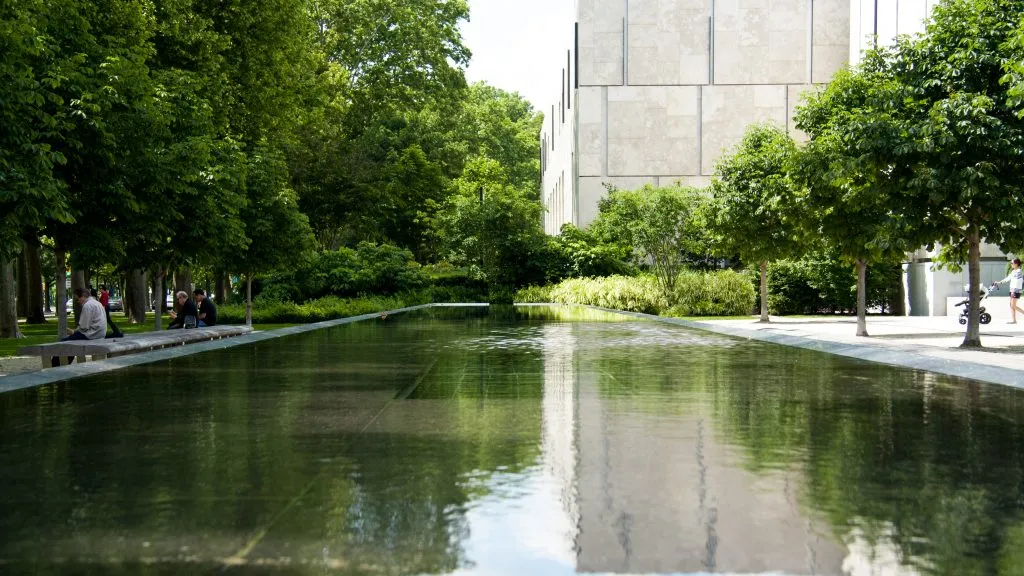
953, 284, 993, 325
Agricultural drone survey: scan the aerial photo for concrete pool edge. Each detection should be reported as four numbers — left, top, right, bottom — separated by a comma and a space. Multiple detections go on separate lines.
0, 303, 482, 394
574, 305, 1024, 389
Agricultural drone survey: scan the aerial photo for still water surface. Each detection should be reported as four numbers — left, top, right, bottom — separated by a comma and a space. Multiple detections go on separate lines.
1, 306, 1024, 575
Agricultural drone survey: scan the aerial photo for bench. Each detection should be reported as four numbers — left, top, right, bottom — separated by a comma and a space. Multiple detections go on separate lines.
18, 325, 254, 369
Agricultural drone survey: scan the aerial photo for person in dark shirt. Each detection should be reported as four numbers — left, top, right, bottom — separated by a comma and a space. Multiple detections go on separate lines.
167, 291, 198, 329
193, 289, 217, 326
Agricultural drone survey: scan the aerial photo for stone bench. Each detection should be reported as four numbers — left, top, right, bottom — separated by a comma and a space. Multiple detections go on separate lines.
19, 325, 253, 369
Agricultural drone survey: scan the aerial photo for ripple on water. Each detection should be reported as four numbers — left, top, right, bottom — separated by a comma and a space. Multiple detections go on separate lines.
441, 322, 737, 353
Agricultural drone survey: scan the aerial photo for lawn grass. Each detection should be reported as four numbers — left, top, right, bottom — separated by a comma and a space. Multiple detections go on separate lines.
1, 315, 305, 358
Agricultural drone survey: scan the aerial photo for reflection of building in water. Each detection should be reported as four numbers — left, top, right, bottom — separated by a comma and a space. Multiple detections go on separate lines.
541, 323, 580, 547
842, 526, 922, 576
575, 373, 846, 574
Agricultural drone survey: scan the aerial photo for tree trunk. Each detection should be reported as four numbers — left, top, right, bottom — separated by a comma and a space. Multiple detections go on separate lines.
0, 260, 22, 338
70, 266, 86, 324
154, 273, 163, 330
855, 259, 869, 337
23, 240, 44, 324
128, 269, 148, 324
55, 247, 68, 337
174, 266, 192, 299
16, 251, 28, 318
245, 274, 253, 327
759, 261, 769, 323
961, 228, 983, 348
44, 277, 51, 313
215, 272, 229, 305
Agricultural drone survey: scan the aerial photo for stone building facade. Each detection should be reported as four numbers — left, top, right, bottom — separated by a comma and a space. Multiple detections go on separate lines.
541, 0, 1012, 316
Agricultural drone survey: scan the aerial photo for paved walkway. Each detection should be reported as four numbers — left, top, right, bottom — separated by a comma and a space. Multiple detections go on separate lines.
690, 315, 1024, 387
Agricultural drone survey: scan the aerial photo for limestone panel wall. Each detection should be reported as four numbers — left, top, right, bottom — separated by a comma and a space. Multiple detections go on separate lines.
543, 0, 854, 232
662, 175, 712, 188
812, 0, 850, 82
628, 0, 710, 85
578, 0, 624, 85
608, 86, 700, 176
701, 85, 787, 175
577, 87, 604, 177
714, 0, 808, 85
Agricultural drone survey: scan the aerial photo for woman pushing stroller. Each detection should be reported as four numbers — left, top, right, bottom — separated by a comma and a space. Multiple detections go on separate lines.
992, 258, 1024, 324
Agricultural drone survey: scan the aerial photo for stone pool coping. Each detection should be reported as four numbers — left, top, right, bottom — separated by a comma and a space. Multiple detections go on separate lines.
3, 302, 1022, 393
0, 303, 485, 394
583, 306, 1024, 389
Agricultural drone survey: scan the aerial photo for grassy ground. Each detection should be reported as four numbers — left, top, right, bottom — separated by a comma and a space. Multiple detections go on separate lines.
0, 315, 297, 358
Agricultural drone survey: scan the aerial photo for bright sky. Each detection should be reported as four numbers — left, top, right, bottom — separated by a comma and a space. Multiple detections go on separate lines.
461, 0, 576, 112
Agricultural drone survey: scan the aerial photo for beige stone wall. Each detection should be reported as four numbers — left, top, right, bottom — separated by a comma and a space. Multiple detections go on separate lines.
714, 0, 808, 85
542, 0, 853, 231
701, 85, 788, 175
608, 86, 700, 176
628, 0, 710, 85
577, 0, 625, 86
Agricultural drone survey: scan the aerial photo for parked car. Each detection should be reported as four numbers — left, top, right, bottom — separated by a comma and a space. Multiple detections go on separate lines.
108, 298, 123, 312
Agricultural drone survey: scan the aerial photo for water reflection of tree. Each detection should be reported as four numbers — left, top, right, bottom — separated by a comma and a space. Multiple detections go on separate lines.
0, 315, 544, 574
589, 342, 1024, 574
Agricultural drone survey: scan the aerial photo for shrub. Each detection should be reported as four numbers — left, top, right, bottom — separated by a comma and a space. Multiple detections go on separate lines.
547, 275, 666, 314
252, 242, 425, 302
764, 259, 824, 315
546, 225, 633, 282
751, 254, 904, 315
513, 285, 552, 303
666, 270, 755, 316
352, 242, 425, 295
219, 294, 427, 324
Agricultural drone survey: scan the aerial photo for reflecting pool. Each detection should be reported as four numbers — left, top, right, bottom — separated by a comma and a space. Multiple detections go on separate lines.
2, 305, 1024, 575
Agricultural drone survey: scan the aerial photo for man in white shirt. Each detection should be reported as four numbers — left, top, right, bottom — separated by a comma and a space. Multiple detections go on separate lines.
52, 288, 107, 366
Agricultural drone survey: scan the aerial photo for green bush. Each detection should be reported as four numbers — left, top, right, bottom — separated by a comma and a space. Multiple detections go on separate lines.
545, 224, 632, 282
764, 259, 823, 315
253, 242, 425, 302
219, 294, 427, 324
513, 285, 553, 303
547, 275, 666, 314
666, 270, 755, 316
751, 254, 904, 315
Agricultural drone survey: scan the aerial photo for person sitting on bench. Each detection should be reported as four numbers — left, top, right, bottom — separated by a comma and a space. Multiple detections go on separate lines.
167, 291, 199, 329
52, 288, 107, 366
193, 289, 217, 327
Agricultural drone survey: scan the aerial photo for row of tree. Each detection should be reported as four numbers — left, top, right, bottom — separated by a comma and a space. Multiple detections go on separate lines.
0, 0, 545, 334
713, 0, 1024, 347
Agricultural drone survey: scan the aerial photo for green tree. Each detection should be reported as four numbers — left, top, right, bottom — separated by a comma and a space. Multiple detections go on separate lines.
711, 124, 804, 322
793, 69, 918, 336
294, 0, 471, 252
434, 157, 547, 298
590, 185, 709, 298
865, 0, 1024, 347
0, 0, 73, 264
227, 144, 314, 325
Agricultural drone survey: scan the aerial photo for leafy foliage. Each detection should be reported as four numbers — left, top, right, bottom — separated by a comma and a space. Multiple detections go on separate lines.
666, 270, 756, 317
590, 185, 709, 296
433, 157, 548, 291
859, 0, 1024, 345
547, 275, 666, 314
219, 294, 424, 324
